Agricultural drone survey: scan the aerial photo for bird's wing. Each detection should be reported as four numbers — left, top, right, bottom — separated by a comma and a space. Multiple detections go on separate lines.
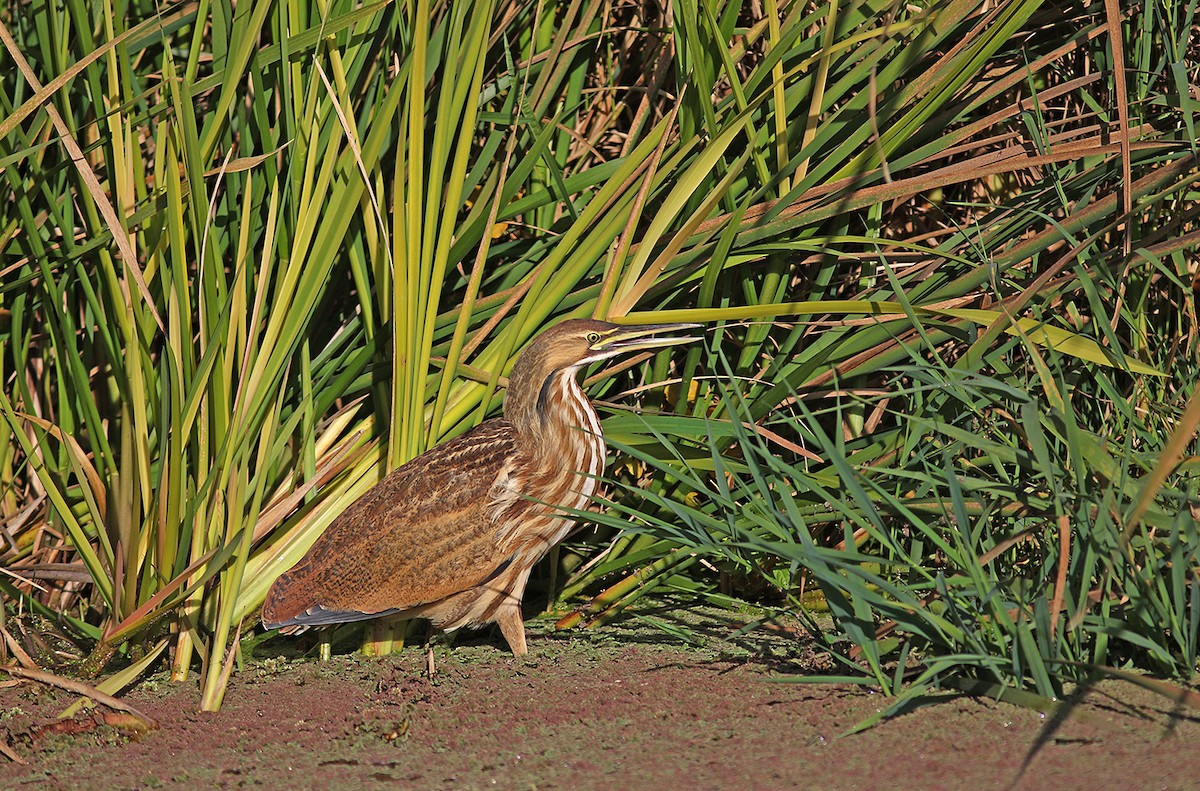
262, 419, 521, 630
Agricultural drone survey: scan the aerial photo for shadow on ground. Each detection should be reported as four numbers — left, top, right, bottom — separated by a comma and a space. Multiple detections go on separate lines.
2, 605, 1198, 790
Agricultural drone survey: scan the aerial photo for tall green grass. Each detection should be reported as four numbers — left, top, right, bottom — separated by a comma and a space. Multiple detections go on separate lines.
1, 0, 1196, 713
573, 338, 1199, 722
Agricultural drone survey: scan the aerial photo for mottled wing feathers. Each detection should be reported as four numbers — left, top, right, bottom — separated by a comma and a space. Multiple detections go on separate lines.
262, 419, 520, 630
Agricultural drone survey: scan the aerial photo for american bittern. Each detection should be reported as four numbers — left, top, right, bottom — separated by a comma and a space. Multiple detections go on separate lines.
262, 319, 700, 656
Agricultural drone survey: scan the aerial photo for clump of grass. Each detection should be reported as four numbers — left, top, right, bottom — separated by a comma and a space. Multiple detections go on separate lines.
572, 334, 1199, 724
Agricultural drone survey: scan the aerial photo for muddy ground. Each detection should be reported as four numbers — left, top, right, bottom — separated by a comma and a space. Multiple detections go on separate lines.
1, 610, 1198, 790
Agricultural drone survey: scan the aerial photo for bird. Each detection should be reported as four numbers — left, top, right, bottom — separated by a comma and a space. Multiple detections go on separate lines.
261, 318, 701, 658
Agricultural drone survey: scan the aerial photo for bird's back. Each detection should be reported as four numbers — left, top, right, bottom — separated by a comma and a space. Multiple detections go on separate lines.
262, 419, 521, 630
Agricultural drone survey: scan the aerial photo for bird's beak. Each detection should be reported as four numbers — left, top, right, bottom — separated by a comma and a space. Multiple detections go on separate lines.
589, 322, 704, 361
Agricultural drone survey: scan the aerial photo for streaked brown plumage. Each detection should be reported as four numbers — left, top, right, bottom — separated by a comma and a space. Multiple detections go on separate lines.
262, 319, 700, 655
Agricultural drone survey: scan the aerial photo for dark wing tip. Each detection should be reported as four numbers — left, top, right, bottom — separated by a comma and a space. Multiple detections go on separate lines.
262, 603, 401, 633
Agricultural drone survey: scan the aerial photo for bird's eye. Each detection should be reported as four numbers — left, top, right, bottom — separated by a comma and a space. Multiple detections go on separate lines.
585, 332, 602, 344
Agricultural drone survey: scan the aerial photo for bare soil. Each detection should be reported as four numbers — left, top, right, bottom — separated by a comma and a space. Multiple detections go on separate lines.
1, 613, 1198, 790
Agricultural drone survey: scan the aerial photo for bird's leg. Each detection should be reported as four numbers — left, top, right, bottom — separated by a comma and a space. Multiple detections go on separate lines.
496, 604, 528, 656
424, 621, 436, 679
319, 627, 332, 661
545, 545, 561, 613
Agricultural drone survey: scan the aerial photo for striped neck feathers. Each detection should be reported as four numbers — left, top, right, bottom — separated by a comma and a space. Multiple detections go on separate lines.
505, 361, 602, 449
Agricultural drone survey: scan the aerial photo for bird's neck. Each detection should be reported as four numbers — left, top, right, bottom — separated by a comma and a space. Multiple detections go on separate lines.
505, 357, 608, 505
505, 365, 603, 450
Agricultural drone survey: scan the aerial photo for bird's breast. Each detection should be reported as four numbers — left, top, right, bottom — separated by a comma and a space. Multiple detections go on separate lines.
550, 371, 607, 503
490, 373, 607, 553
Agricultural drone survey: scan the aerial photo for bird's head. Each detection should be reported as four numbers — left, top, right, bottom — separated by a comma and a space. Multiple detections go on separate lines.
520, 318, 702, 373
505, 318, 702, 429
